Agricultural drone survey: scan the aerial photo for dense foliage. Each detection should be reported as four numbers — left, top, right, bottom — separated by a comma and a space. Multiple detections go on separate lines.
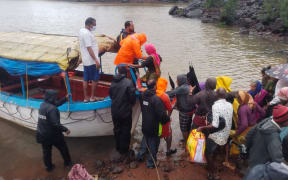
220, 0, 238, 25
261, 0, 288, 30
280, 0, 288, 29
204, 0, 223, 9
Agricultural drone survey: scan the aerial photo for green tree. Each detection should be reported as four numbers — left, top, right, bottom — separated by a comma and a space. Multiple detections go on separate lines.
204, 0, 223, 9
220, 0, 238, 25
261, 0, 280, 24
280, 0, 288, 29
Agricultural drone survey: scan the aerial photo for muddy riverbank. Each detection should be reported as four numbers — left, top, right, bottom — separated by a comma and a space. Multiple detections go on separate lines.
0, 118, 241, 180
0, 0, 288, 179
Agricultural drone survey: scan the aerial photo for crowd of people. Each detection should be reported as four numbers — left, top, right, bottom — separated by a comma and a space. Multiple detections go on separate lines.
35, 17, 288, 180
110, 18, 288, 180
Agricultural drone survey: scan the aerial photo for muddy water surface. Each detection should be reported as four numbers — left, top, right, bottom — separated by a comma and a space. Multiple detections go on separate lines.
0, 0, 287, 179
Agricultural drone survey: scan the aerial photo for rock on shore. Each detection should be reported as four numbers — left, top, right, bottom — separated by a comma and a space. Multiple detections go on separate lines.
169, 0, 288, 38
169, 0, 204, 18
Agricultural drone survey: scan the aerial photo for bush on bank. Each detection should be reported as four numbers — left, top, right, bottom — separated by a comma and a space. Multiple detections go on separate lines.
204, 0, 223, 9
280, 0, 288, 29
260, 0, 288, 31
220, 0, 238, 25
203, 0, 288, 30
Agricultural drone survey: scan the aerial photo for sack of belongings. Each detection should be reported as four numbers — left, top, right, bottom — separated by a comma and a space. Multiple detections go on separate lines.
186, 129, 206, 163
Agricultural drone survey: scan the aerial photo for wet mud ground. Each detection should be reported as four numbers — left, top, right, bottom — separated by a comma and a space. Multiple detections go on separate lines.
0, 1, 287, 179
0, 116, 241, 180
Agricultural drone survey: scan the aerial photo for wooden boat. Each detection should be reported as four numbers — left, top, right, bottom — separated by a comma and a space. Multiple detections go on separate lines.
0, 32, 141, 137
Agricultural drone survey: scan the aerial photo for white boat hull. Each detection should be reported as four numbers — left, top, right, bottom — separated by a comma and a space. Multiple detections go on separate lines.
0, 100, 141, 137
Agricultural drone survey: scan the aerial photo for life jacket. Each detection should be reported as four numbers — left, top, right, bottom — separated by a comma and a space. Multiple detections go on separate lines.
156, 78, 171, 136
114, 33, 147, 65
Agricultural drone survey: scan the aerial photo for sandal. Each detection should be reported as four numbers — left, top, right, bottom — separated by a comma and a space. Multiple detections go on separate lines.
95, 97, 104, 101
90, 97, 104, 102
83, 99, 89, 103
166, 149, 177, 156
207, 173, 213, 180
207, 173, 220, 180
89, 97, 96, 102
214, 174, 220, 180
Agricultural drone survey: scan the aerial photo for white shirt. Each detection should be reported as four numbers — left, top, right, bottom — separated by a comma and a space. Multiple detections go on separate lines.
209, 99, 233, 146
79, 28, 99, 66
270, 79, 288, 105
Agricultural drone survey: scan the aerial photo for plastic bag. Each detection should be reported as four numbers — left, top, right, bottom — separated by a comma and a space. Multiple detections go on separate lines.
68, 164, 96, 180
186, 129, 206, 163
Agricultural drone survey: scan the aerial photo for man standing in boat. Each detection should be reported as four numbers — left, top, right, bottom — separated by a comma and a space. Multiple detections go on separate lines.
114, 33, 147, 66
109, 66, 136, 158
79, 17, 100, 102
36, 90, 72, 172
116, 21, 135, 50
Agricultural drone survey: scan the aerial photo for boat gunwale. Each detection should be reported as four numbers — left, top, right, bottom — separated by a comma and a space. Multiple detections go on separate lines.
0, 91, 112, 112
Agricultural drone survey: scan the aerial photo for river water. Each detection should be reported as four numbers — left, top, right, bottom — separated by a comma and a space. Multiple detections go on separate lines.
0, 0, 287, 179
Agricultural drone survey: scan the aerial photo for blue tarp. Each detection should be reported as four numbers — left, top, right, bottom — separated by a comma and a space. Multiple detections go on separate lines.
0, 57, 63, 76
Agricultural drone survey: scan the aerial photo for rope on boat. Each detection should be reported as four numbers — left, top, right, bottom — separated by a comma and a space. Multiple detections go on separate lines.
0, 67, 113, 125
25, 63, 29, 105
0, 98, 113, 125
0, 83, 113, 126
144, 137, 161, 180
63, 74, 70, 112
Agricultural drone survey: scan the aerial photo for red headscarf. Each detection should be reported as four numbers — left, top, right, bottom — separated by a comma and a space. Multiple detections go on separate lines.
145, 43, 160, 65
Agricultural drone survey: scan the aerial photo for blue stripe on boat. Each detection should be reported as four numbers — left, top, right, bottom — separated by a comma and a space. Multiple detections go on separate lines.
0, 92, 112, 112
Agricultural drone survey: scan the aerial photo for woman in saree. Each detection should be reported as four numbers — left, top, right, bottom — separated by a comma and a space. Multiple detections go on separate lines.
130, 43, 161, 82
249, 80, 269, 107
230, 91, 266, 141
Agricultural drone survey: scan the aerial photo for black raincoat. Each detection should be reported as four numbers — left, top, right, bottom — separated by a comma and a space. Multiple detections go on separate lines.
109, 74, 136, 118
141, 89, 170, 137
246, 117, 284, 169
36, 90, 68, 143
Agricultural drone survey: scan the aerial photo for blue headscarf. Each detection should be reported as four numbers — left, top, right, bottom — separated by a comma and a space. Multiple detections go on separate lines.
248, 80, 262, 97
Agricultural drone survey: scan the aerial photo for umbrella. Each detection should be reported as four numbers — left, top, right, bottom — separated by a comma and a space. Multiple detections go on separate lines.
168, 73, 175, 89
265, 64, 288, 81
186, 65, 201, 95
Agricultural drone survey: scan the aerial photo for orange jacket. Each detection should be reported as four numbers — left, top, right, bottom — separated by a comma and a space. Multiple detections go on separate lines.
114, 33, 147, 65
156, 78, 172, 112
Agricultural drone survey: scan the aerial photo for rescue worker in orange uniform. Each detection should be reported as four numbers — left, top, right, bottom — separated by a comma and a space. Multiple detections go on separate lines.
114, 33, 147, 66
156, 77, 177, 156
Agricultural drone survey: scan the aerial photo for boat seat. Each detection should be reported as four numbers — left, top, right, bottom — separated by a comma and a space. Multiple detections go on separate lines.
1, 77, 49, 92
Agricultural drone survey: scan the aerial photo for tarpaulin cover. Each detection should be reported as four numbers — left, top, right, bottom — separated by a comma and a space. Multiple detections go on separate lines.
0, 32, 118, 71
0, 32, 79, 70
0, 57, 62, 76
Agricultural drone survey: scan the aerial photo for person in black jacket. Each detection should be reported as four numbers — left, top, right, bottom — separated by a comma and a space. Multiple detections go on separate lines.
36, 90, 71, 172
109, 66, 136, 156
246, 105, 288, 170
137, 79, 170, 168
